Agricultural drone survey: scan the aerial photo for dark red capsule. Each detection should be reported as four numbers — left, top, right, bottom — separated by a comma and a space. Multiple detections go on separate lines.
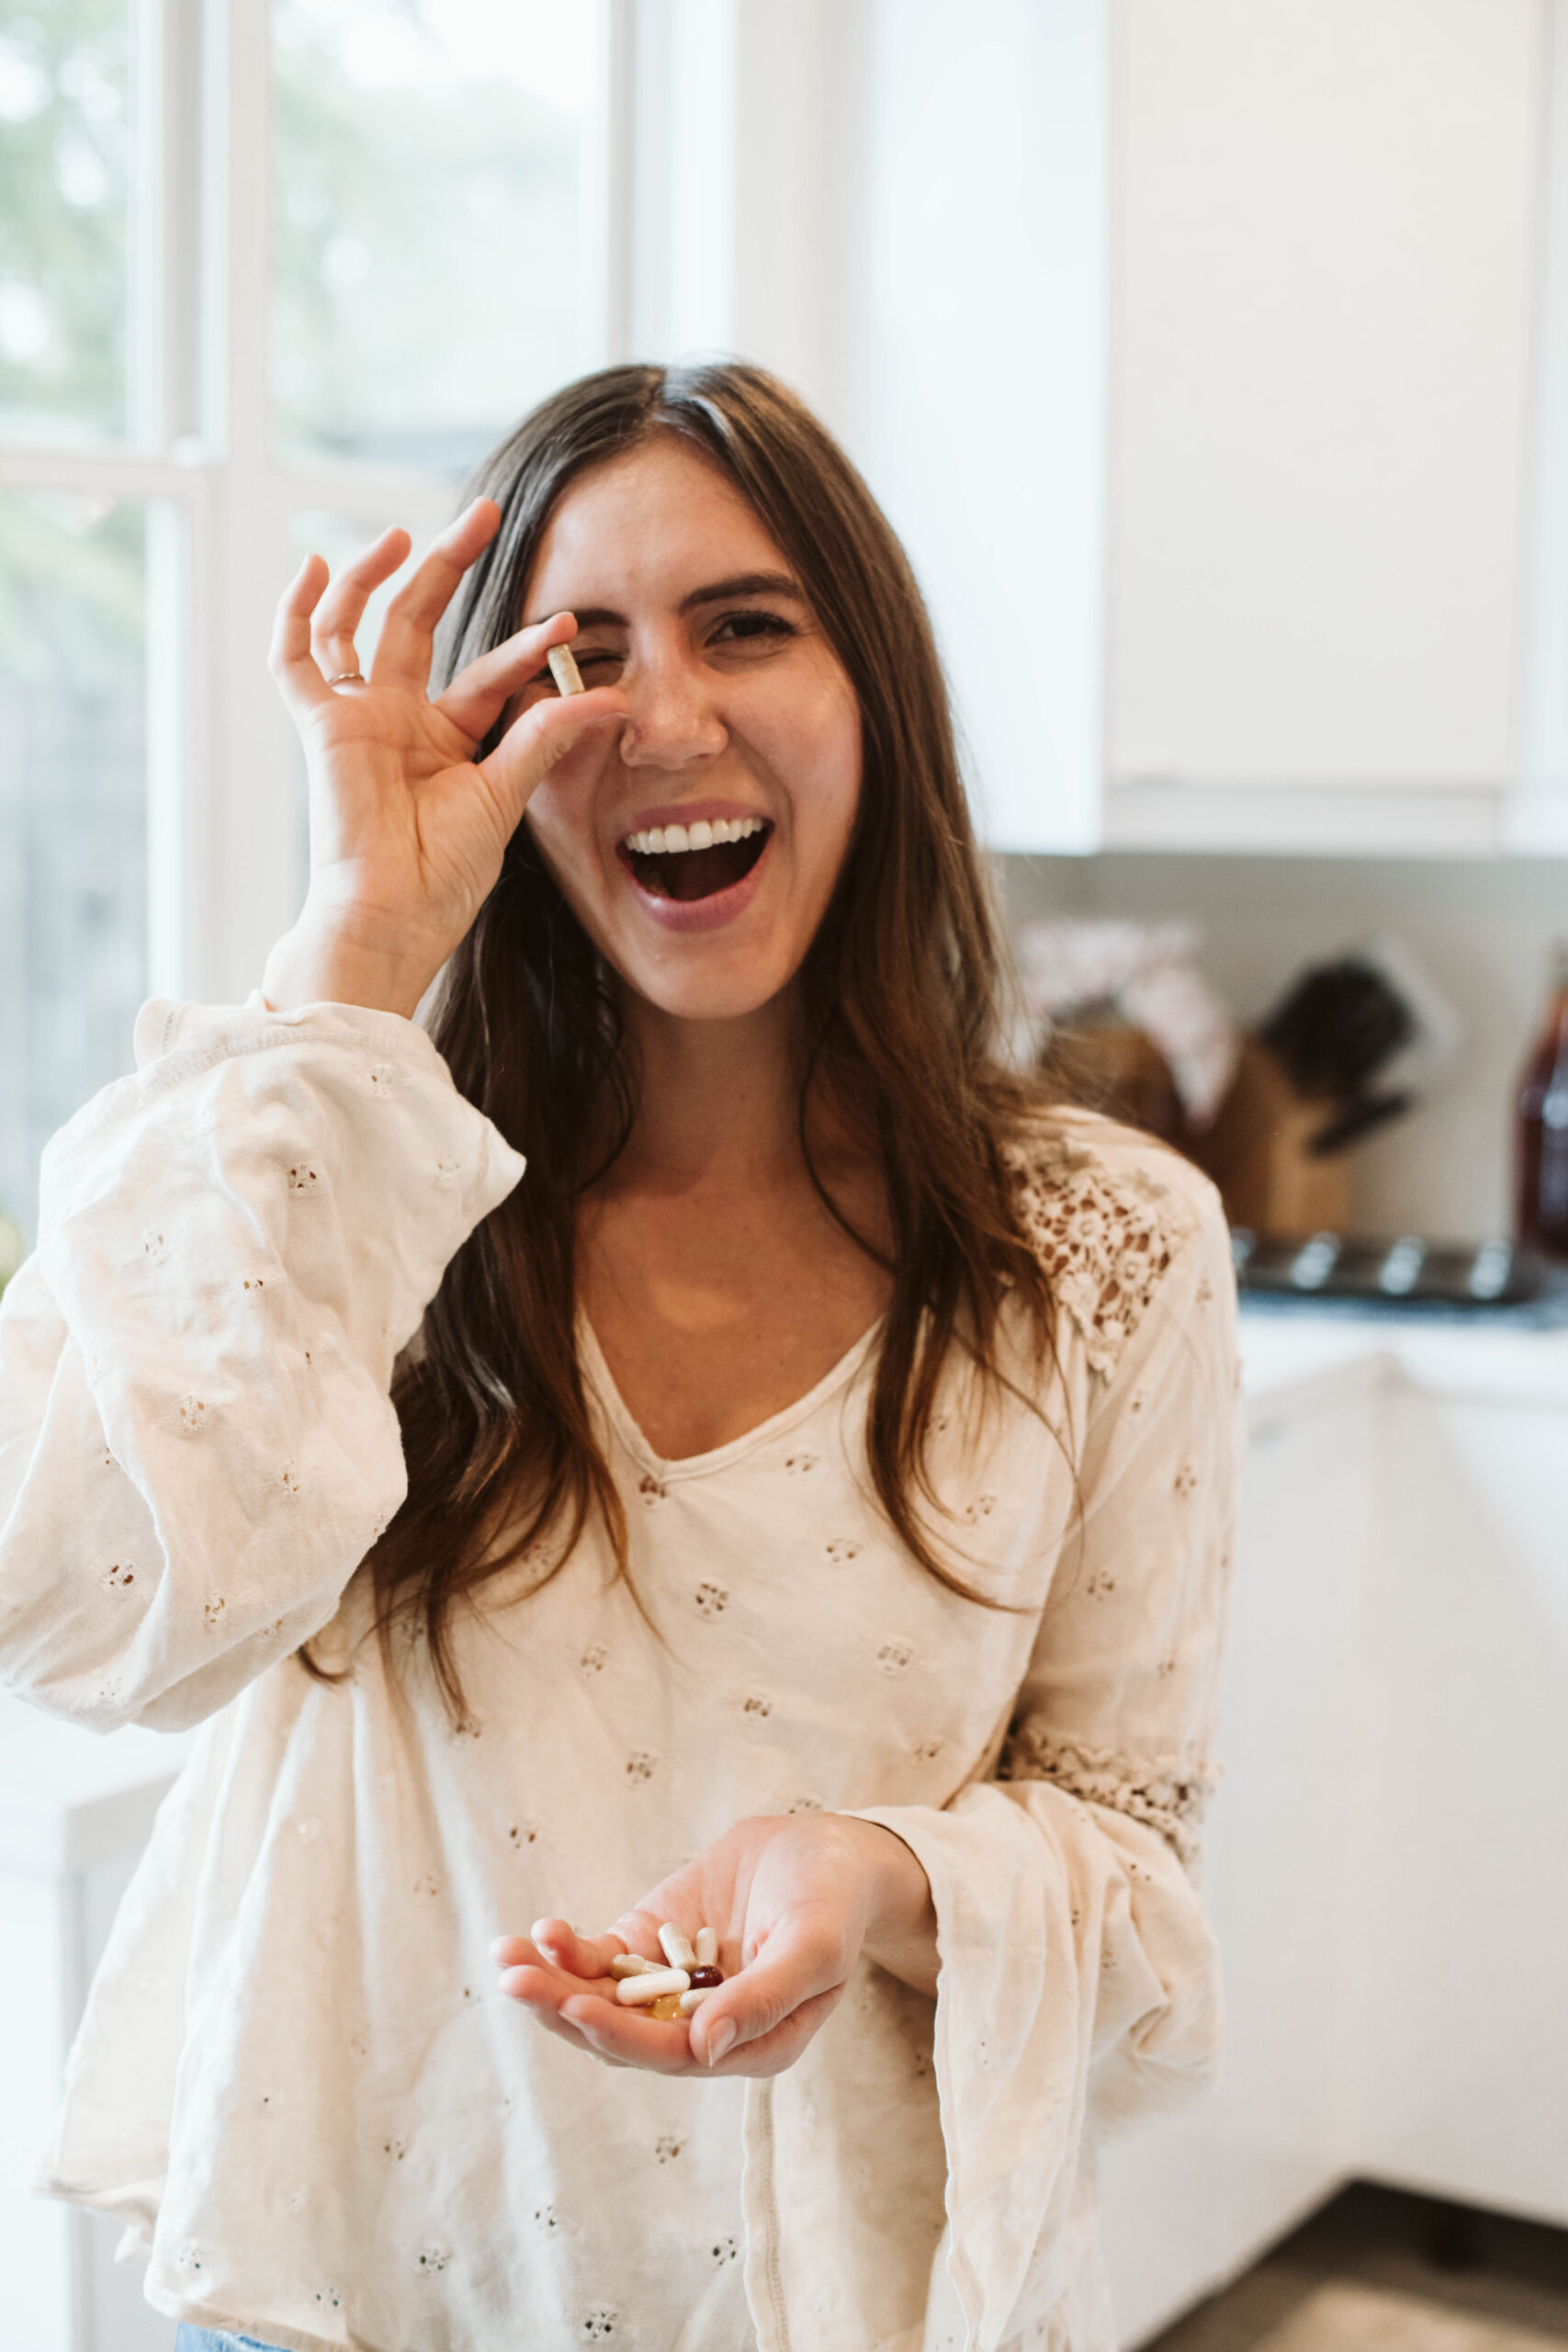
688, 1965, 723, 1989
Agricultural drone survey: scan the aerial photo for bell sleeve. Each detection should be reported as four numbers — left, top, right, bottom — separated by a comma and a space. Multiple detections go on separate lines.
849, 1152, 1241, 2352
0, 997, 524, 1733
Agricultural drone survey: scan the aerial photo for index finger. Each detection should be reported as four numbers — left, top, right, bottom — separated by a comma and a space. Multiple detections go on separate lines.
369, 497, 502, 687
436, 611, 597, 745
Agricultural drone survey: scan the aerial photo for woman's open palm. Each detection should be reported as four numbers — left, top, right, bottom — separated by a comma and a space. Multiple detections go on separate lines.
491, 1814, 906, 2079
265, 498, 628, 1015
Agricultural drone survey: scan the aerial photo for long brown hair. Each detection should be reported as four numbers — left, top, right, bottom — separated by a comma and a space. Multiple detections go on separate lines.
341, 361, 1055, 1720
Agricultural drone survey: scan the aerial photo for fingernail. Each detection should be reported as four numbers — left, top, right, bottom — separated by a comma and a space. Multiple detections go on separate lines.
705, 2018, 737, 2067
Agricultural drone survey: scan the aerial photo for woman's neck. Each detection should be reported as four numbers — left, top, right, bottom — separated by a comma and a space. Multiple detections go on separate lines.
608, 985, 814, 1197
577, 981, 894, 1462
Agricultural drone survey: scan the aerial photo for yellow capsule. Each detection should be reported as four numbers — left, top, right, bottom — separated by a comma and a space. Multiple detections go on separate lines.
649, 1992, 685, 2021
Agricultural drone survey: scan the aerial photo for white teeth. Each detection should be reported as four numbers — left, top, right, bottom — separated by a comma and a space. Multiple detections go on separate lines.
623, 816, 766, 856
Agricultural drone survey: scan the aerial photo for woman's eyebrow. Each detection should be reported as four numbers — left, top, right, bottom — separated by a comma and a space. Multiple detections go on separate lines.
678, 571, 806, 612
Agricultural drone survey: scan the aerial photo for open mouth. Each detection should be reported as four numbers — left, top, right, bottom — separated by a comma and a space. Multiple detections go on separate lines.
618, 815, 772, 903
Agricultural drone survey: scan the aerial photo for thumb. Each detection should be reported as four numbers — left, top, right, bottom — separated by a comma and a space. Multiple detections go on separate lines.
479, 686, 626, 821
691, 1914, 845, 2068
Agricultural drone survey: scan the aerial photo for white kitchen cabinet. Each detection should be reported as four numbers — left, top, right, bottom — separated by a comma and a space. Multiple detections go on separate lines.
0, 1694, 186, 2352
1100, 1323, 1568, 2346
1097, 1360, 1378, 2346
1105, 0, 1544, 856
1347, 1386, 1568, 2222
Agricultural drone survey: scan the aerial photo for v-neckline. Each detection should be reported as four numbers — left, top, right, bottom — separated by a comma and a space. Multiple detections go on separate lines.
575, 1310, 885, 1482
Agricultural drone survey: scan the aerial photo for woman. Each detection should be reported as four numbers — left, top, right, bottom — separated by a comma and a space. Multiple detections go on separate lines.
0, 363, 1238, 2352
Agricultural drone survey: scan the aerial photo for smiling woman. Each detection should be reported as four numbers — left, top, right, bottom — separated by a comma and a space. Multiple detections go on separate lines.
515, 445, 861, 989
337, 363, 1055, 1653
1, 361, 1240, 2352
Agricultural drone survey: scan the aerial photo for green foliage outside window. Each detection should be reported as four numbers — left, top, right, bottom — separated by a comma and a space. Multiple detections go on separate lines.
0, 0, 129, 442
272, 0, 583, 474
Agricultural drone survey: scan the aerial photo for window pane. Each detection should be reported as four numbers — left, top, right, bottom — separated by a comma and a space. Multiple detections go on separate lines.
0, 491, 146, 1242
271, 0, 603, 476
0, 1, 131, 445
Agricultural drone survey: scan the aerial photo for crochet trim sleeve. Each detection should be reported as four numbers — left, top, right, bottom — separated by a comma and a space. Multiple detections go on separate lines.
996, 1724, 1221, 1870
1003, 1121, 1201, 1379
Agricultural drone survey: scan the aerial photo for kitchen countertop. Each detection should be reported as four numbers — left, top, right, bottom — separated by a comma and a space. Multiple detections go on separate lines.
1239, 1297, 1568, 1413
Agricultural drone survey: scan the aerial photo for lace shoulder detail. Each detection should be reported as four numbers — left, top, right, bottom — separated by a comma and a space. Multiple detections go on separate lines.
997, 1725, 1219, 1870
1003, 1115, 1200, 1378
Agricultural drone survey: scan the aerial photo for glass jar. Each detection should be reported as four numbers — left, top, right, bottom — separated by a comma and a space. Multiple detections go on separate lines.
1516, 944, 1568, 1261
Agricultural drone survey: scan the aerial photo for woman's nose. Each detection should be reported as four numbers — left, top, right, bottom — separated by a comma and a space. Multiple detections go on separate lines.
616, 650, 728, 770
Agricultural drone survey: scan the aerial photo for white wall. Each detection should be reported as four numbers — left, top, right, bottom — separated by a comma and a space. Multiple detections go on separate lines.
828, 0, 1110, 854
626, 0, 1112, 857
1001, 848, 1568, 1239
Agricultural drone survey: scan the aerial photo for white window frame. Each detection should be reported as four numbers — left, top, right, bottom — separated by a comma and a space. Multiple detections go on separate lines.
0, 0, 631, 1010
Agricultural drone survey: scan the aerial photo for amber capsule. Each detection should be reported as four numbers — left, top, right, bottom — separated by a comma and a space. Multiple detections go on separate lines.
688, 1965, 723, 1989
649, 1992, 685, 2021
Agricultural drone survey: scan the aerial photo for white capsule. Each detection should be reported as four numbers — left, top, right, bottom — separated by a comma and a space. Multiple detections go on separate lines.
609, 1953, 653, 1979
615, 1966, 690, 2006
694, 1926, 718, 1968
547, 643, 585, 696
659, 1922, 698, 1973
678, 1985, 713, 2015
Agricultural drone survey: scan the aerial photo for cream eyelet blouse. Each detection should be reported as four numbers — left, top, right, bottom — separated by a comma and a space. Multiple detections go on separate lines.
0, 998, 1241, 2352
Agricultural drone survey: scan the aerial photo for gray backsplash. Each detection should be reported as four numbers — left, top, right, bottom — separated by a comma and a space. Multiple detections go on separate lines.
999, 851, 1568, 1241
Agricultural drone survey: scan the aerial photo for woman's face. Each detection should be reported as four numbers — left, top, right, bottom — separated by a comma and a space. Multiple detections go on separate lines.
517, 438, 863, 1023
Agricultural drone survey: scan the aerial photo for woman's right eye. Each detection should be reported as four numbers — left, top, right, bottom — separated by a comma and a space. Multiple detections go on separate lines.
572, 647, 624, 673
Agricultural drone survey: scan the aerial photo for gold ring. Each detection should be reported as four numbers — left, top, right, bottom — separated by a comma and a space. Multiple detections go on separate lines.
326, 669, 364, 688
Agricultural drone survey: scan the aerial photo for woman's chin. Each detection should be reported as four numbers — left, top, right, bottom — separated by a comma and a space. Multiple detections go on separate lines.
604, 907, 806, 1024
616, 949, 801, 1026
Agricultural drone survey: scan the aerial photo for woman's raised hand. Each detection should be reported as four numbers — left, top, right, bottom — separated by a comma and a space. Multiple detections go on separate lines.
490, 1814, 937, 2079
262, 499, 628, 1018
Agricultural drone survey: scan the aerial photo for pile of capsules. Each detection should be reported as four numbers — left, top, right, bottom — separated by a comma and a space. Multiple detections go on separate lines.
608, 1924, 724, 2022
